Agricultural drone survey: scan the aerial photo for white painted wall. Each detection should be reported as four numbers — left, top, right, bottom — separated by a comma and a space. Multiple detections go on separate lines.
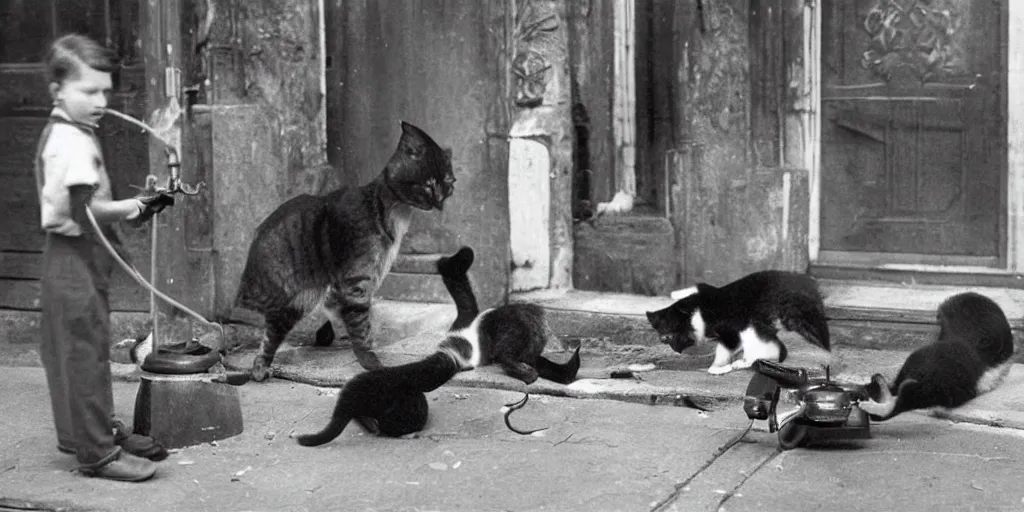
508, 136, 552, 292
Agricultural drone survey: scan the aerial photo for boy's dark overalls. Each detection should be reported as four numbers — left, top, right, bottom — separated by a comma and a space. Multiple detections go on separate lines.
34, 114, 128, 470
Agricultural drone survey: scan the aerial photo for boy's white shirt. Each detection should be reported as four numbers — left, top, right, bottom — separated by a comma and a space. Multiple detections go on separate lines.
38, 108, 111, 236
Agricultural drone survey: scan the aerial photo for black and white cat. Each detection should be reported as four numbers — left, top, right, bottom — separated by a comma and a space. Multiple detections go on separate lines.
859, 292, 1016, 421
439, 248, 581, 385
295, 247, 580, 446
233, 121, 455, 381
646, 270, 831, 375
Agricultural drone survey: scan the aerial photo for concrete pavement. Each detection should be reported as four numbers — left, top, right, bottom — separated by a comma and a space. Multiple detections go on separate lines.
208, 326, 1024, 431
5, 293, 1024, 511
3, 366, 1024, 511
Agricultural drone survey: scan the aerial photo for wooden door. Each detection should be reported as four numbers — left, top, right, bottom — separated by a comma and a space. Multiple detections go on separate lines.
819, 0, 1006, 267
0, 0, 151, 311
325, 0, 511, 308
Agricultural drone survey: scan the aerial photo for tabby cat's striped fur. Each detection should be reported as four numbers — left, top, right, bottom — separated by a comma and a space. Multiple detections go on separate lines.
234, 121, 455, 381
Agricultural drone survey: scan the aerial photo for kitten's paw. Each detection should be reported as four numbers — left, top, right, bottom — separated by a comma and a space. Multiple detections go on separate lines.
857, 399, 886, 417
250, 356, 273, 382
437, 247, 475, 277
354, 349, 384, 371
865, 373, 892, 402
731, 359, 755, 370
707, 364, 733, 375
355, 417, 381, 435
519, 369, 539, 385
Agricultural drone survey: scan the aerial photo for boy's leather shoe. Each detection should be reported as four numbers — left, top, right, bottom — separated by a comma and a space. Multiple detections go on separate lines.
112, 419, 168, 461
59, 420, 169, 462
80, 453, 156, 482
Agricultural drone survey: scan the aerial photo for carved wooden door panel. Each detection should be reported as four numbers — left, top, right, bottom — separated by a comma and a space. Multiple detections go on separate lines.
819, 0, 1006, 267
0, 0, 151, 311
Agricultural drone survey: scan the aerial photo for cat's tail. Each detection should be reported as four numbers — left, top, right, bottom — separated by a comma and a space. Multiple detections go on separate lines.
295, 405, 354, 447
779, 296, 831, 352
536, 345, 582, 384
438, 246, 478, 331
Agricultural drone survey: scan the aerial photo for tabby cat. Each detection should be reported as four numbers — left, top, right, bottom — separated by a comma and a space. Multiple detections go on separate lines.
860, 292, 1016, 421
234, 121, 455, 381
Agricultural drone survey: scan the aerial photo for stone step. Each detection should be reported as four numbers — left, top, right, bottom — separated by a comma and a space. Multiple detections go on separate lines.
3, 280, 1022, 365
0, 299, 457, 367
515, 282, 1024, 353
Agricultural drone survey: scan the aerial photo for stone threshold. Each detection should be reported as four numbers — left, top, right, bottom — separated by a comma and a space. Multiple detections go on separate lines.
3, 279, 1022, 356
514, 280, 1024, 351
817, 278, 1024, 329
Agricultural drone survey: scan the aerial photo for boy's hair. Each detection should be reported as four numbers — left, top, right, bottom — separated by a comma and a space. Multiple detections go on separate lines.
44, 34, 119, 85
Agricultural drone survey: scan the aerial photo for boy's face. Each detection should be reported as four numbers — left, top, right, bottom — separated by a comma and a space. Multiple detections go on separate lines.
50, 64, 112, 126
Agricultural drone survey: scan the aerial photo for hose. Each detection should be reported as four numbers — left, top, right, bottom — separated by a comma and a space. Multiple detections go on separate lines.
84, 206, 225, 345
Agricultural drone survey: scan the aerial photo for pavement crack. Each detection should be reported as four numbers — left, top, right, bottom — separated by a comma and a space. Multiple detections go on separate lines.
649, 420, 754, 512
715, 449, 782, 510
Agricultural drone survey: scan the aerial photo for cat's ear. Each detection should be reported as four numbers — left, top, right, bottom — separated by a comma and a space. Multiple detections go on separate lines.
696, 283, 717, 295
399, 121, 430, 159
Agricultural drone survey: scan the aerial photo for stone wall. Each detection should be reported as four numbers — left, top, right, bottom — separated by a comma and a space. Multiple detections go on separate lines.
188, 0, 329, 316
237, 0, 332, 197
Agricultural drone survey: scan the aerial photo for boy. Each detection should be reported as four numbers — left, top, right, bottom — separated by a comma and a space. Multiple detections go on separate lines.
36, 33, 174, 482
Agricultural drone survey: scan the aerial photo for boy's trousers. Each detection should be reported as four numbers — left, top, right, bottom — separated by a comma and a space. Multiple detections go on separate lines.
39, 232, 121, 469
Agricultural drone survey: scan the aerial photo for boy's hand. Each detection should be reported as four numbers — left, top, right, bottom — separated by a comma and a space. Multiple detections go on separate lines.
128, 191, 175, 227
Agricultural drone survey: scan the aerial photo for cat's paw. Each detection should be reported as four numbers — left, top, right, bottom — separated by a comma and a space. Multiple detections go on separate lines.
437, 247, 475, 277
864, 373, 887, 401
730, 359, 755, 370
519, 369, 539, 385
250, 356, 273, 382
707, 364, 734, 375
354, 350, 384, 371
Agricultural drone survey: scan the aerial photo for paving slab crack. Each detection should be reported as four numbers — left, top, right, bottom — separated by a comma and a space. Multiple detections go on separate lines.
715, 449, 782, 510
649, 420, 754, 512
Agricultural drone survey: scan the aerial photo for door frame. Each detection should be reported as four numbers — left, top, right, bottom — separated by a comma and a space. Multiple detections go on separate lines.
805, 0, 1024, 275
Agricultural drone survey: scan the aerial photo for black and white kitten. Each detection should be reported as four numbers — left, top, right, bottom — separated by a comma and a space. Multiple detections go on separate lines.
295, 247, 580, 446
439, 247, 581, 385
295, 248, 482, 446
646, 270, 831, 375
860, 292, 1016, 421
233, 121, 455, 381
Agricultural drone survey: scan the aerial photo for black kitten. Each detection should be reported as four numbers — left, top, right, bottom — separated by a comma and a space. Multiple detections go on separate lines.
860, 292, 1016, 421
295, 249, 481, 446
646, 270, 830, 375
295, 247, 580, 447
234, 121, 455, 381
